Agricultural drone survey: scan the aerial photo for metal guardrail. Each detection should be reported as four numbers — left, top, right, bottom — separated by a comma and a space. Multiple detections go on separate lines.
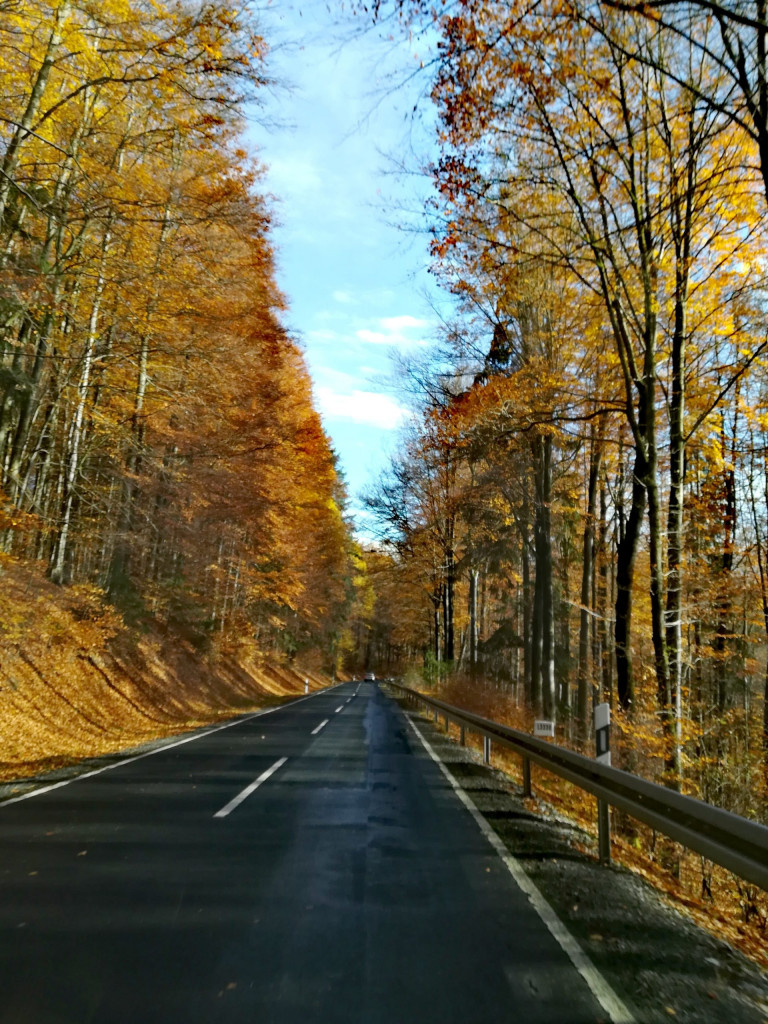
387, 682, 768, 892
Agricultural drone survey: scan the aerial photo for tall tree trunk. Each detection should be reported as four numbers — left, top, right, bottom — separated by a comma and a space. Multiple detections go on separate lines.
432, 585, 442, 663
442, 574, 454, 662
595, 473, 612, 702
665, 288, 686, 781
747, 439, 768, 780
615, 450, 646, 711
107, 190, 173, 601
468, 567, 479, 677
715, 403, 738, 711
521, 480, 532, 698
443, 523, 455, 662
0, 2, 72, 235
661, 94, 695, 782
530, 546, 543, 710
578, 420, 602, 733
3, 95, 93, 498
647, 450, 674, 773
533, 434, 555, 719
49, 222, 111, 583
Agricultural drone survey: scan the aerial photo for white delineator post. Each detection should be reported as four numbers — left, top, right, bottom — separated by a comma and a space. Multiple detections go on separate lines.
304, 678, 309, 695
594, 702, 611, 864
527, 720, 555, 797
595, 703, 611, 765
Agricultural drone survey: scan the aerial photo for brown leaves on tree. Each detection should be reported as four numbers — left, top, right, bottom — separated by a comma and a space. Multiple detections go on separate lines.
0, 1, 354, 667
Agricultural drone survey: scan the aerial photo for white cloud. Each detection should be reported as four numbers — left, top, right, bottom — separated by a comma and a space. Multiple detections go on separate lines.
314, 308, 351, 323
381, 315, 430, 331
355, 313, 433, 347
306, 328, 340, 341
312, 366, 360, 390
315, 386, 407, 429
356, 328, 395, 345
333, 290, 355, 304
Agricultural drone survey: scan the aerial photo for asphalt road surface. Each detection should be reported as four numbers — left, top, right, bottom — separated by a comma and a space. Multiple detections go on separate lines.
0, 681, 626, 1023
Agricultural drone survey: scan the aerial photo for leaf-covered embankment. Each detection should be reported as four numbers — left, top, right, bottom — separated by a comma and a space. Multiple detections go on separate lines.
0, 559, 331, 783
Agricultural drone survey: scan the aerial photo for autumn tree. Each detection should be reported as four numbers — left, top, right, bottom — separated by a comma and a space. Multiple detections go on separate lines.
0, 1, 355, 669
362, 0, 768, 796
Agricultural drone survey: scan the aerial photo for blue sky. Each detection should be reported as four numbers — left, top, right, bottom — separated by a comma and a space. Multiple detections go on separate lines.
247, 2, 443, 523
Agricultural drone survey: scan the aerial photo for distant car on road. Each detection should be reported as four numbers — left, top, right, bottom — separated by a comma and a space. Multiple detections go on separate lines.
364, 671, 376, 682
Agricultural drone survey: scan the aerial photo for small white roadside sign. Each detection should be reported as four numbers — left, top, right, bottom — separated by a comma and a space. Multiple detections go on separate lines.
595, 702, 611, 765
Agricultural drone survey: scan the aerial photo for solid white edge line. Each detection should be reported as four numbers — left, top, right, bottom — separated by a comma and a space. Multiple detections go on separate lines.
213, 757, 287, 818
405, 716, 637, 1024
0, 682, 347, 808
311, 719, 329, 735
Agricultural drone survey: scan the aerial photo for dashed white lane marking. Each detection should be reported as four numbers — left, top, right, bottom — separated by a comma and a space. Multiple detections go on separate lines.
213, 758, 287, 819
0, 683, 346, 809
335, 705, 344, 713
405, 717, 637, 1024
312, 719, 329, 735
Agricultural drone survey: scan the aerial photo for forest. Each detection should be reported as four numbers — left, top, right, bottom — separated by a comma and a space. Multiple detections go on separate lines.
353, 0, 768, 830
2, 0, 768, 963
0, 0, 358, 672
5, 0, 768, 827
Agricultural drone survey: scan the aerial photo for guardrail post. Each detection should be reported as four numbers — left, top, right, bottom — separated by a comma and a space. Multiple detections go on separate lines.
598, 800, 611, 865
522, 756, 532, 797
433, 708, 438, 724
483, 735, 491, 765
460, 725, 466, 746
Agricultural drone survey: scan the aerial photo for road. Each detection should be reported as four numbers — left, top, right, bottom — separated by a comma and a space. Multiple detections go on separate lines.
0, 681, 625, 1023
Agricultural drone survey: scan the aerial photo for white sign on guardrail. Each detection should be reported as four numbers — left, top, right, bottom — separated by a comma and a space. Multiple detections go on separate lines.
534, 719, 555, 738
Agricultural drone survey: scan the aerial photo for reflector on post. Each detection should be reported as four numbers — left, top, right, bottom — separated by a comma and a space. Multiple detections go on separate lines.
594, 702, 611, 864
595, 703, 610, 765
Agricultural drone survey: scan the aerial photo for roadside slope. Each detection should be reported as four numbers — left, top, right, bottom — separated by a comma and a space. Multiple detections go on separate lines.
0, 559, 330, 782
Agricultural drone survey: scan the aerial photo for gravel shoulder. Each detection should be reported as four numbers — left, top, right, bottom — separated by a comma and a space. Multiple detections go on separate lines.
401, 700, 768, 1024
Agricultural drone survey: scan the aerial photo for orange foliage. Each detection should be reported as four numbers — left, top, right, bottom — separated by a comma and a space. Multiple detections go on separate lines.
0, 2, 356, 669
